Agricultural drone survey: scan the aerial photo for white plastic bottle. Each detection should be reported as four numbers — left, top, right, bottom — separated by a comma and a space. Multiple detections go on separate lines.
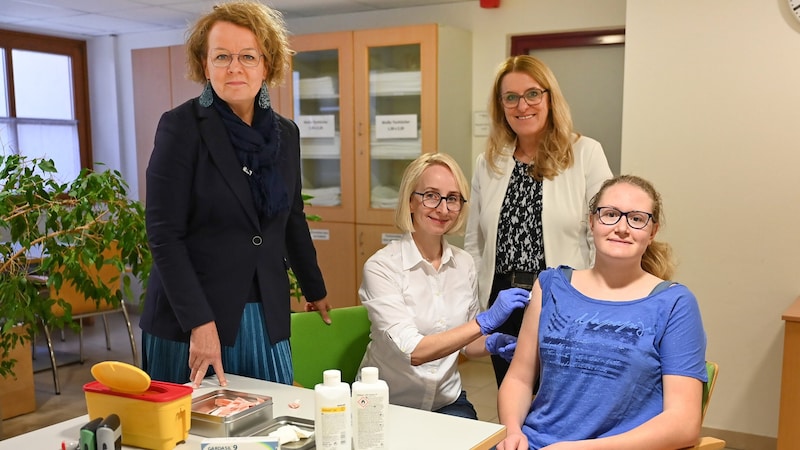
351, 366, 389, 450
315, 369, 352, 450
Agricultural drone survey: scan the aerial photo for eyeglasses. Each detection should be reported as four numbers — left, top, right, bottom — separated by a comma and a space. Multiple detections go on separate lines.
500, 88, 549, 109
209, 51, 264, 68
595, 207, 654, 230
413, 191, 466, 212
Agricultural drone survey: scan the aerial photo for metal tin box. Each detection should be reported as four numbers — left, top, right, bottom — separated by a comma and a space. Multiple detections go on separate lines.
249, 416, 315, 450
190, 389, 273, 437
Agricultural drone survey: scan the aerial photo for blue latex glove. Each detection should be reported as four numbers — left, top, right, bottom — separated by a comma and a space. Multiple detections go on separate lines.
485, 333, 517, 363
476, 287, 530, 335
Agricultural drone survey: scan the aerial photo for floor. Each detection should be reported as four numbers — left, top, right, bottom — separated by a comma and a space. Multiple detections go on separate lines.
1, 306, 141, 440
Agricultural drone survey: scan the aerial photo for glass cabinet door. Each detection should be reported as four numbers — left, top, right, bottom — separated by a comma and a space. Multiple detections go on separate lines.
286, 33, 354, 223
354, 25, 436, 225
366, 43, 421, 212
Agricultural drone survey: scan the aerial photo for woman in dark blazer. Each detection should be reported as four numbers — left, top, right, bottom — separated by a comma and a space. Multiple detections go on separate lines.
140, 0, 330, 388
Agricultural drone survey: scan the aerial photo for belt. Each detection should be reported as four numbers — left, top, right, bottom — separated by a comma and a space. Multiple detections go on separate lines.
496, 271, 536, 289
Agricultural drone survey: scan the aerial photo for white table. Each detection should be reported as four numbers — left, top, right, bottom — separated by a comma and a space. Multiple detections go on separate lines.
0, 374, 505, 449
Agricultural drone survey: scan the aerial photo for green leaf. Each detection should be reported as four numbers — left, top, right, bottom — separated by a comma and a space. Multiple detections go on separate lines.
0, 155, 152, 378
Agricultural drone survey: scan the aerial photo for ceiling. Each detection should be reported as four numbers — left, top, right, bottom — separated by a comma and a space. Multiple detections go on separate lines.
0, 0, 476, 39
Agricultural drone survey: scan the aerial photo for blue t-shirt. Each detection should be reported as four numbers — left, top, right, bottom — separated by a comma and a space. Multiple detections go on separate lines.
523, 266, 707, 449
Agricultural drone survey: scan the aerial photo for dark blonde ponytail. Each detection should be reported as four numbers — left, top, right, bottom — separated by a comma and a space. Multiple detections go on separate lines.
589, 175, 676, 280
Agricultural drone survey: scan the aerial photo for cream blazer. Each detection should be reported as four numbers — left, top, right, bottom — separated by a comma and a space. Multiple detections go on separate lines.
464, 135, 612, 309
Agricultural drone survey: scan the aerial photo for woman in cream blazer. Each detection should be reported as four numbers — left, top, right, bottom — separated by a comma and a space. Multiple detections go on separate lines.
464, 55, 612, 386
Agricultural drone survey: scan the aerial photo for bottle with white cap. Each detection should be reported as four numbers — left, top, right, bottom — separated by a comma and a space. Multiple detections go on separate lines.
351, 366, 389, 450
314, 369, 352, 450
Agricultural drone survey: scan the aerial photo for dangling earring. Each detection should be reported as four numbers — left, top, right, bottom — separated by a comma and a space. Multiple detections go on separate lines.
258, 81, 271, 109
199, 80, 213, 107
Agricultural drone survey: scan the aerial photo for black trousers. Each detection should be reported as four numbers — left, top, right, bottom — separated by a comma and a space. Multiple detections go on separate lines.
487, 273, 529, 388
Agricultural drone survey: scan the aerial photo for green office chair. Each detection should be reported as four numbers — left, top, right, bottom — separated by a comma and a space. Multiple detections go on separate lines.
290, 305, 371, 388
694, 361, 726, 450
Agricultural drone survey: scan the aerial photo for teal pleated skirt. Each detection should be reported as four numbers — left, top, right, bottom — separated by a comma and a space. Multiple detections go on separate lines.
142, 302, 293, 385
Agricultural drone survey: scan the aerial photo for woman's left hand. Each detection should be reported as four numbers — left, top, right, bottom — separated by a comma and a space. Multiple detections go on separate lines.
305, 298, 332, 324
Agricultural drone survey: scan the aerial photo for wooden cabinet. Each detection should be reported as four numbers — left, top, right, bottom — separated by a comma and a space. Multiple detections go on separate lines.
275, 31, 355, 224
779, 296, 800, 450
306, 221, 357, 310
132, 45, 203, 202
277, 24, 472, 307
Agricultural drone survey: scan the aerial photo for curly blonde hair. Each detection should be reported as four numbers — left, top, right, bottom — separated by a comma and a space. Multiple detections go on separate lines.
485, 55, 577, 181
184, 0, 293, 87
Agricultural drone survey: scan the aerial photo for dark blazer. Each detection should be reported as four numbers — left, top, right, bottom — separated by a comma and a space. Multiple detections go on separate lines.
140, 98, 326, 346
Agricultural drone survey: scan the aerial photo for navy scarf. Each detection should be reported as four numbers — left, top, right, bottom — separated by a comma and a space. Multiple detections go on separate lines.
211, 91, 288, 219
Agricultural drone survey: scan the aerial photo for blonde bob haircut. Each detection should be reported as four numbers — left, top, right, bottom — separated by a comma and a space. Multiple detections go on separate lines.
486, 55, 577, 181
394, 153, 470, 236
185, 0, 293, 86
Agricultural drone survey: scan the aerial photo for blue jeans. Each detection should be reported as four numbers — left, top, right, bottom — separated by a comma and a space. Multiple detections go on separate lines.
433, 390, 478, 419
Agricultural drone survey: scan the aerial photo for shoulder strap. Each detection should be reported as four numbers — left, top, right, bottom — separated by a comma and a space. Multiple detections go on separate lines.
559, 266, 574, 282
650, 280, 674, 295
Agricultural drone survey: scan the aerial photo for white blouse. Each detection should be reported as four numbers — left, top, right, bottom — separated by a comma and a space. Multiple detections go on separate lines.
358, 232, 479, 411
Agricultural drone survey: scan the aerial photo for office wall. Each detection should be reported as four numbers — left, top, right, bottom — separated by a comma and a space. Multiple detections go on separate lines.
623, 0, 800, 439
88, 0, 800, 440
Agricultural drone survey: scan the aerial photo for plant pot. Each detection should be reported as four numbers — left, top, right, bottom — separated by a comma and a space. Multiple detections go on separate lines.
0, 326, 36, 419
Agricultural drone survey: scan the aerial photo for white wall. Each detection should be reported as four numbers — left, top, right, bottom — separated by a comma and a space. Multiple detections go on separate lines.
89, 0, 800, 440
623, 0, 800, 438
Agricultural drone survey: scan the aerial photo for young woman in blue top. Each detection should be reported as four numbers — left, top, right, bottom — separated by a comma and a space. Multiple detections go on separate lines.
497, 175, 707, 450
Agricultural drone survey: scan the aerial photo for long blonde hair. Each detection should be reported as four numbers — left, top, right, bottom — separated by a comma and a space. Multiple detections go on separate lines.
486, 55, 577, 181
589, 175, 676, 280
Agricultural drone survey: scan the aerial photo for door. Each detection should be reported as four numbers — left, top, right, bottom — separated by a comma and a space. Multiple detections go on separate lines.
511, 30, 624, 175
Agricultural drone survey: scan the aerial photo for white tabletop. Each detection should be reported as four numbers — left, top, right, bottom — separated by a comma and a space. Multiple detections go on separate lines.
0, 374, 505, 450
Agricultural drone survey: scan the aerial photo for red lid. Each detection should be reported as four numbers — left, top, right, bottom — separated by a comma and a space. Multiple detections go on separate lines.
84, 380, 192, 402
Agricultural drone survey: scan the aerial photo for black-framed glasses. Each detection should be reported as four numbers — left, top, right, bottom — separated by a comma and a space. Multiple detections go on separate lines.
595, 207, 654, 230
413, 191, 466, 212
500, 88, 549, 108
209, 51, 264, 68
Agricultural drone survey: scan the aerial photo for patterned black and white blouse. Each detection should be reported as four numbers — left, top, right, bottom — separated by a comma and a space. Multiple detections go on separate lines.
494, 159, 546, 276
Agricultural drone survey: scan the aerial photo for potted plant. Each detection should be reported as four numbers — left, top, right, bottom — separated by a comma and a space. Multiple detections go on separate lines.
0, 155, 151, 378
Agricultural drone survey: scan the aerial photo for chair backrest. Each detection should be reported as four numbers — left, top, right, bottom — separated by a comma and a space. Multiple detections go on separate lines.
50, 245, 122, 316
290, 305, 371, 388
702, 361, 719, 422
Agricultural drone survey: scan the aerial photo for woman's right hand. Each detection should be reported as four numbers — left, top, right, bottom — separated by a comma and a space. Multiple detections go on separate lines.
189, 321, 227, 388
497, 430, 529, 450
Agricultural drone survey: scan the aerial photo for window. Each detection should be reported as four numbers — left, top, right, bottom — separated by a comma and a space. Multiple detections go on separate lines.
0, 30, 92, 183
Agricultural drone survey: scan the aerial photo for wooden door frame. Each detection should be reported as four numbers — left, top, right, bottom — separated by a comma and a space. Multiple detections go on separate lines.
510, 28, 625, 55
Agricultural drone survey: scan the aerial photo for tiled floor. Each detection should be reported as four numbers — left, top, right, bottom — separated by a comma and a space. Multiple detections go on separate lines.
460, 356, 500, 423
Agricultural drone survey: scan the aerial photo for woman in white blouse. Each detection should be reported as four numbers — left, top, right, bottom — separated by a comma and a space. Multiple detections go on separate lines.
358, 152, 529, 418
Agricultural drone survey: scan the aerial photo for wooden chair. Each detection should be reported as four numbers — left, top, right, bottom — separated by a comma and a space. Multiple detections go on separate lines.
289, 305, 371, 388
39, 246, 137, 395
693, 361, 726, 450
